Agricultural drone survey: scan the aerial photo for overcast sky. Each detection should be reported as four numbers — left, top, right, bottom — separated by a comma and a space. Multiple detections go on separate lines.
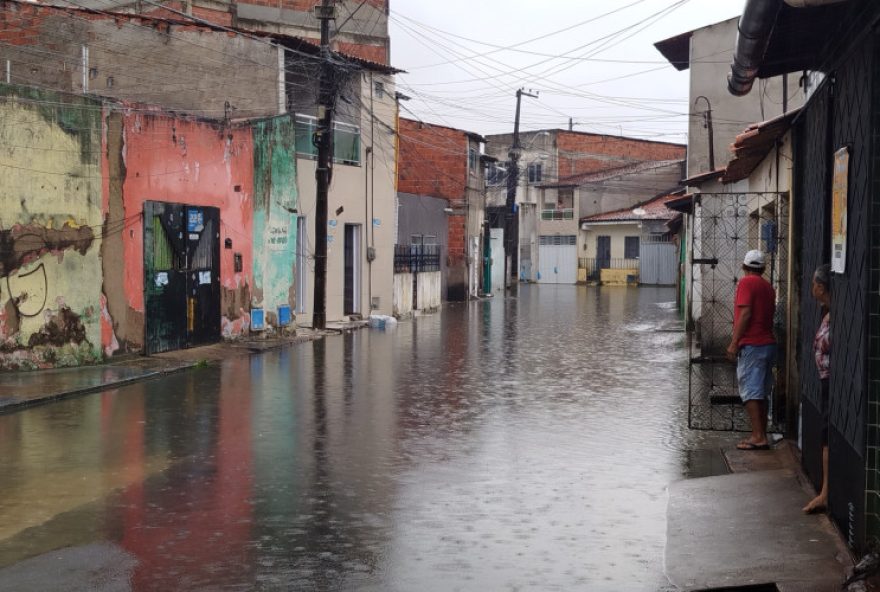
389, 0, 746, 141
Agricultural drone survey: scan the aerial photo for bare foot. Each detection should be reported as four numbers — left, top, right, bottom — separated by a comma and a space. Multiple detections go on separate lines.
736, 439, 769, 451
802, 495, 827, 514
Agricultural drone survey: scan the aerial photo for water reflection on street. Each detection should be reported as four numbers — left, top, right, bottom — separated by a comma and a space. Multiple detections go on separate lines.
0, 285, 729, 591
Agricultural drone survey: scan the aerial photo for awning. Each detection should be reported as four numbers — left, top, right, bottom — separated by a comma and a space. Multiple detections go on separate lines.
654, 31, 692, 71
664, 193, 694, 214
682, 169, 724, 187
722, 108, 801, 184
757, 2, 858, 78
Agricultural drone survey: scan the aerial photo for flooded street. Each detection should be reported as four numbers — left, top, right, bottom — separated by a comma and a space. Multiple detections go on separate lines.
0, 285, 731, 591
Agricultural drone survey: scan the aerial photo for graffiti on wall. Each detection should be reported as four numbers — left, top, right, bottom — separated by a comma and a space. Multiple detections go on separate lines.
0, 85, 105, 370
0, 222, 98, 366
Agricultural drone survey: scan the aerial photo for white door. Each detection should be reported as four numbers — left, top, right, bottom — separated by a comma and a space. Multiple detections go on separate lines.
538, 235, 577, 284
470, 236, 480, 298
490, 228, 505, 293
295, 216, 307, 314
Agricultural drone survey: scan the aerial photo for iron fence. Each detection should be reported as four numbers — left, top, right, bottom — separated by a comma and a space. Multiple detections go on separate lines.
541, 209, 575, 220
394, 244, 441, 274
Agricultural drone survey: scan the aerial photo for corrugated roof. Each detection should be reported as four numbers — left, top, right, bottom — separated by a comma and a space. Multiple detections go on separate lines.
542, 159, 684, 189
722, 108, 801, 184
284, 35, 402, 74
580, 189, 685, 224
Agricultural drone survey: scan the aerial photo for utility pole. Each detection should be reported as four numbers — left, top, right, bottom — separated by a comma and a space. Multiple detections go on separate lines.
313, 0, 336, 330
503, 88, 538, 288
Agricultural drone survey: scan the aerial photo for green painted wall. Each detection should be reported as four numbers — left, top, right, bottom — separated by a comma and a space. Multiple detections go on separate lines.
252, 116, 297, 327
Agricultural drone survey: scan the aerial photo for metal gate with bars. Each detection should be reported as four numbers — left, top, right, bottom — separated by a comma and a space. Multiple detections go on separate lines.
687, 192, 788, 431
144, 201, 221, 354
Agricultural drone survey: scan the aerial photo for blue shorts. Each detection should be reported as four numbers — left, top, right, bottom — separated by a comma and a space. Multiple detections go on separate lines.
737, 344, 776, 402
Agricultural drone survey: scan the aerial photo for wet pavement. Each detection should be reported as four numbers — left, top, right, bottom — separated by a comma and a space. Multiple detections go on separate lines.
0, 285, 738, 591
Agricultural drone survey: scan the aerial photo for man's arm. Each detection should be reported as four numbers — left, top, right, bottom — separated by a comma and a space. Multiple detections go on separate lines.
727, 305, 752, 361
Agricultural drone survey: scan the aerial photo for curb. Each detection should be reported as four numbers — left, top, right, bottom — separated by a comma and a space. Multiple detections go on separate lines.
0, 323, 373, 415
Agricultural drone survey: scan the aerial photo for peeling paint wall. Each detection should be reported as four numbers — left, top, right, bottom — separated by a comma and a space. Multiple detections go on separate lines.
251, 117, 297, 329
114, 110, 254, 347
0, 85, 105, 370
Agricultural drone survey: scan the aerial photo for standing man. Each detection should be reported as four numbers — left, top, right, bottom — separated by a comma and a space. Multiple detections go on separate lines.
726, 250, 776, 450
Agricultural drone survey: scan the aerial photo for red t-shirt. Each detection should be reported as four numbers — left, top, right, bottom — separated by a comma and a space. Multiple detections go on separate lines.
734, 274, 776, 346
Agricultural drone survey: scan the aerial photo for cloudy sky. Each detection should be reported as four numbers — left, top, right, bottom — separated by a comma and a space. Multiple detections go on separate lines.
388, 0, 746, 141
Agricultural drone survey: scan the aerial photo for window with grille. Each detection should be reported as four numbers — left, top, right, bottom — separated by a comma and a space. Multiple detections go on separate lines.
624, 236, 640, 259
539, 235, 576, 246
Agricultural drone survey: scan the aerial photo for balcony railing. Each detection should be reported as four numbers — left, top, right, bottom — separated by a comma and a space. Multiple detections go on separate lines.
579, 257, 639, 280
541, 208, 574, 221
394, 244, 441, 274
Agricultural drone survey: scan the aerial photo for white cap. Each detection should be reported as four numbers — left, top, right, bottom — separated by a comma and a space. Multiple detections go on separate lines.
743, 249, 765, 269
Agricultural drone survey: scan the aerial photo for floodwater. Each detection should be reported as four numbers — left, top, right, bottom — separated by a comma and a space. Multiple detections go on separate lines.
0, 285, 731, 591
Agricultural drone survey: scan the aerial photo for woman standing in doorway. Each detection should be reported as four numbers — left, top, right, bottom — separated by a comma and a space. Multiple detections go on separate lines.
804, 264, 831, 514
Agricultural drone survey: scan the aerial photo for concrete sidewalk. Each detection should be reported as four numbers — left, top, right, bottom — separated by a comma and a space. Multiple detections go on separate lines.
666, 441, 853, 591
0, 327, 346, 413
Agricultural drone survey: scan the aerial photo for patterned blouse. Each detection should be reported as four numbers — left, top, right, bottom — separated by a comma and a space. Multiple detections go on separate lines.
814, 312, 830, 380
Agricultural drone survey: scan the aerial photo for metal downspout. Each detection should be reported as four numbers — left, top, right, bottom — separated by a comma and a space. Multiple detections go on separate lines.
728, 0, 783, 96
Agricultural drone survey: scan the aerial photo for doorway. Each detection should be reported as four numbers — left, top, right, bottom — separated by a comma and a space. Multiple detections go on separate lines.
596, 235, 611, 271
344, 224, 362, 315
296, 216, 307, 315
143, 201, 220, 354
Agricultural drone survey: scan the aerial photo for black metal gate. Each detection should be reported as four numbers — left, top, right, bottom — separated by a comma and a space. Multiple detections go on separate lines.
144, 201, 220, 354
687, 192, 789, 431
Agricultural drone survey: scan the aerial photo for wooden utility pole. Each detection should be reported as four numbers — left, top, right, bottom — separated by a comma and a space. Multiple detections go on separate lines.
312, 0, 336, 330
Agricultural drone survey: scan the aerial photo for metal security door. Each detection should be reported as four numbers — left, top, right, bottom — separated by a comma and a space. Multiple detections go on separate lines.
144, 201, 220, 354
640, 237, 677, 285
687, 192, 788, 431
490, 228, 505, 293
596, 236, 611, 271
144, 201, 186, 354
344, 224, 361, 315
295, 216, 307, 314
184, 206, 220, 347
537, 236, 576, 284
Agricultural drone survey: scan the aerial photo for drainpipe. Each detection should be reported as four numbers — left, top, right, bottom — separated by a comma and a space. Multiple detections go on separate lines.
729, 0, 851, 96
728, 0, 783, 96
